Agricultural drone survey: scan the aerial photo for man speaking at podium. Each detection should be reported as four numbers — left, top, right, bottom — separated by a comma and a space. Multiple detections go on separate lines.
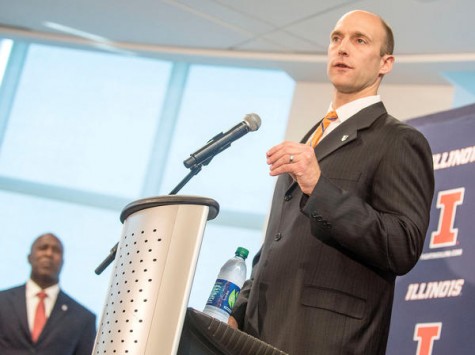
229, 10, 434, 355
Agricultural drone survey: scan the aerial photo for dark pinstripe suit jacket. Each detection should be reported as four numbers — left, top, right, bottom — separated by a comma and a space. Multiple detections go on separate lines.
232, 102, 434, 355
0, 285, 96, 355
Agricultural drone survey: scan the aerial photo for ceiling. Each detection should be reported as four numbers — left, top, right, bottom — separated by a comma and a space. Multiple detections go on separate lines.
1, 0, 475, 85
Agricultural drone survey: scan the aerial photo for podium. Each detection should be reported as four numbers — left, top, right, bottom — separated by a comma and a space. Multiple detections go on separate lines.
93, 195, 219, 355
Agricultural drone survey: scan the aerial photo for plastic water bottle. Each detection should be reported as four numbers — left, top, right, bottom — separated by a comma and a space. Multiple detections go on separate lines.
203, 247, 249, 323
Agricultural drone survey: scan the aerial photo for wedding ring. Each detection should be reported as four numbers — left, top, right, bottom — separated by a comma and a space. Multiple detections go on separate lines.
289, 155, 294, 163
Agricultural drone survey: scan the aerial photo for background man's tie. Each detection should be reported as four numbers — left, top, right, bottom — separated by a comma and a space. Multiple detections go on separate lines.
32, 291, 47, 342
310, 111, 338, 147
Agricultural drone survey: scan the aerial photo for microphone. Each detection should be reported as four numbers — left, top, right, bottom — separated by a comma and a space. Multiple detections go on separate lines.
183, 113, 261, 168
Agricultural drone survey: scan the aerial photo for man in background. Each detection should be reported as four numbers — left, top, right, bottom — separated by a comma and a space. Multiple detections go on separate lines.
0, 232, 97, 354
229, 10, 434, 354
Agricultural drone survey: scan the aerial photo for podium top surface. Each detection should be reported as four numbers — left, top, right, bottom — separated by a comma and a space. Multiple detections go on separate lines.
120, 195, 219, 223
178, 308, 289, 355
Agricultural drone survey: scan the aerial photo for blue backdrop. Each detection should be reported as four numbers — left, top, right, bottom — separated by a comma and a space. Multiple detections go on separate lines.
387, 103, 475, 355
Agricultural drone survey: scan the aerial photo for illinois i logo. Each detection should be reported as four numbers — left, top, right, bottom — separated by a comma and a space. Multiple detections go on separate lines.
431, 187, 465, 248
420, 188, 465, 260
414, 322, 442, 355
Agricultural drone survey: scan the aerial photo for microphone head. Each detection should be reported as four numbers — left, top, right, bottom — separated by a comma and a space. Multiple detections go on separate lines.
244, 113, 261, 132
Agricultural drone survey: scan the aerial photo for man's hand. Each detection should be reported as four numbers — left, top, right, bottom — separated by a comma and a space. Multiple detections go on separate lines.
228, 316, 238, 329
266, 141, 321, 195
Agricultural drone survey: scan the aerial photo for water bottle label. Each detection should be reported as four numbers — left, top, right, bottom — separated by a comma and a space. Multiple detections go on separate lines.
205, 278, 241, 314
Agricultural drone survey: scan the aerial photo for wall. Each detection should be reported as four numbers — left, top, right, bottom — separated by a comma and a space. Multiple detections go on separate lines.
285, 81, 455, 141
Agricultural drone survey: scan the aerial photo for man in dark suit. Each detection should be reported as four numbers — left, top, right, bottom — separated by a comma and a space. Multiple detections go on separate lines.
0, 233, 96, 355
229, 10, 434, 355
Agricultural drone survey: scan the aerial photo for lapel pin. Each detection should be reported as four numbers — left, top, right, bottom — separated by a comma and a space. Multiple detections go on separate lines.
341, 135, 349, 142
61, 304, 68, 311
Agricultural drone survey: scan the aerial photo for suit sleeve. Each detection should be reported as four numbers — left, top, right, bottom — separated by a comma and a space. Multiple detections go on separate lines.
302, 126, 434, 275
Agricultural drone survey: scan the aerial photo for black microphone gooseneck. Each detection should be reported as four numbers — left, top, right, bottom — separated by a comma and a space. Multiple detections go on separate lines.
95, 113, 261, 275
183, 113, 261, 168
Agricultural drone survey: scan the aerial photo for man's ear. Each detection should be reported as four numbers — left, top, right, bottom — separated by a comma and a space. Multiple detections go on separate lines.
27, 253, 32, 265
380, 54, 395, 75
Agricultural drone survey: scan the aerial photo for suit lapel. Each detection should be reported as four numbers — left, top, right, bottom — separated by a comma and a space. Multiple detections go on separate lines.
316, 102, 387, 162
37, 291, 70, 342
315, 128, 356, 162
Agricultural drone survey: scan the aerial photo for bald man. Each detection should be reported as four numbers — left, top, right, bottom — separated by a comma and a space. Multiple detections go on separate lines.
229, 10, 434, 354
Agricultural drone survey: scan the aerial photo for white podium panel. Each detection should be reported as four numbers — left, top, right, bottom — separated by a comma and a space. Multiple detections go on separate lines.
93, 195, 219, 355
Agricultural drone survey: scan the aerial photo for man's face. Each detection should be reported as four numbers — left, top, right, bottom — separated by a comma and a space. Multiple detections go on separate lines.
327, 11, 393, 96
28, 234, 64, 286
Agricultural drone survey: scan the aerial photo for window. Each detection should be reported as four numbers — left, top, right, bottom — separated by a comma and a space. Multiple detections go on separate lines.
0, 39, 295, 316
0, 39, 13, 86
0, 44, 172, 198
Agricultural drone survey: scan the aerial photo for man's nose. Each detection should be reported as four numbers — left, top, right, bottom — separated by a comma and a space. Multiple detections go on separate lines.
338, 39, 349, 55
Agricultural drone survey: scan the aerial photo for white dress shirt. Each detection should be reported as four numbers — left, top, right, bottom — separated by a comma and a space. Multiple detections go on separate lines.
26, 279, 60, 333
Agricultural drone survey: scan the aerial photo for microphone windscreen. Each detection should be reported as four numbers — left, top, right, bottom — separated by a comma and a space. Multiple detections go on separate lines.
244, 113, 261, 132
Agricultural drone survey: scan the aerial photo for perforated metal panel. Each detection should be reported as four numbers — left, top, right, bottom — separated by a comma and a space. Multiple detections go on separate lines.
93, 196, 219, 355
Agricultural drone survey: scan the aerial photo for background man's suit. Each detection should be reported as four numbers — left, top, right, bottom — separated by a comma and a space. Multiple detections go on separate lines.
232, 102, 435, 354
0, 284, 96, 355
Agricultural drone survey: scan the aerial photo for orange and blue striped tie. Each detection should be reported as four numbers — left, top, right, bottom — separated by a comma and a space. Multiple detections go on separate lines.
310, 111, 338, 147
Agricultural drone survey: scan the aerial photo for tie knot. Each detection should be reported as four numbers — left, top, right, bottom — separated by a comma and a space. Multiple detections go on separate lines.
37, 291, 47, 300
309, 111, 338, 147
324, 110, 338, 121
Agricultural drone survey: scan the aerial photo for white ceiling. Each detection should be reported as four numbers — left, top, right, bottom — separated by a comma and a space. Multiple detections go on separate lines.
1, 0, 475, 85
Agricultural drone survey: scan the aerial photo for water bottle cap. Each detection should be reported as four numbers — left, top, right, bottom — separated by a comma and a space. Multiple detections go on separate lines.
235, 247, 249, 259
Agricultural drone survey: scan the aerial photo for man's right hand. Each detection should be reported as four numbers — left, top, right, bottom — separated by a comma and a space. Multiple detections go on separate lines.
267, 141, 321, 195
